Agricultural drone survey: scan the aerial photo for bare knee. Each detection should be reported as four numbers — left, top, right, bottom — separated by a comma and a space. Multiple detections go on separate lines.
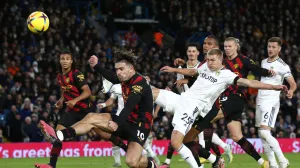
227, 121, 243, 142
171, 130, 184, 150
125, 157, 138, 168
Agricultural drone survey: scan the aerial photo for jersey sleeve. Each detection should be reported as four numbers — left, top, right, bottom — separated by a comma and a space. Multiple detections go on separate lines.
282, 65, 292, 79
115, 80, 145, 125
243, 57, 270, 76
74, 71, 87, 88
225, 71, 239, 85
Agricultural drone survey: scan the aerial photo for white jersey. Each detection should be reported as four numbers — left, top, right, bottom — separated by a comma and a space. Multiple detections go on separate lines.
257, 58, 292, 103
181, 63, 238, 117
110, 84, 124, 115
177, 61, 201, 92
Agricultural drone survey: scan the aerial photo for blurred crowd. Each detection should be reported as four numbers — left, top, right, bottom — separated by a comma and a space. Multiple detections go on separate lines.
0, 0, 300, 143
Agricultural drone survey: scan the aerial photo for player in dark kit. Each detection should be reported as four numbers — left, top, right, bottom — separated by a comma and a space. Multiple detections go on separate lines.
35, 50, 92, 168
39, 49, 158, 168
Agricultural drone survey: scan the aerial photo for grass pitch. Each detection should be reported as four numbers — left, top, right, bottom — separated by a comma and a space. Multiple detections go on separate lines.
0, 154, 299, 168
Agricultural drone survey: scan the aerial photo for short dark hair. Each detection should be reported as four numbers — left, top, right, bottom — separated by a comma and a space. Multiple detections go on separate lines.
207, 48, 223, 60
57, 48, 76, 72
114, 48, 138, 68
206, 35, 219, 46
186, 43, 200, 51
268, 37, 282, 46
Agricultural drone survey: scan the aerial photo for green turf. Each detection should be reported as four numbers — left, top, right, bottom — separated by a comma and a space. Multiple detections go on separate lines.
0, 154, 299, 168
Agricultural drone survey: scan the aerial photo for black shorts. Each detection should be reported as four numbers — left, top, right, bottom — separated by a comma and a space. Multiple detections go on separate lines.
220, 94, 245, 123
58, 107, 93, 128
111, 115, 150, 146
192, 103, 218, 132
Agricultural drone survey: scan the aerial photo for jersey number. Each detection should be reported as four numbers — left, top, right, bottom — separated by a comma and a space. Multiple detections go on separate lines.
181, 113, 193, 125
137, 130, 145, 141
264, 112, 269, 119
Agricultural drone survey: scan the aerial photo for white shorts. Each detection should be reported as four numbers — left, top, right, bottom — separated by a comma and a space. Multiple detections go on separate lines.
255, 100, 279, 128
155, 90, 200, 135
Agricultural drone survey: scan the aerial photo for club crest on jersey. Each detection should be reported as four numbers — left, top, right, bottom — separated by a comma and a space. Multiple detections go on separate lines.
77, 74, 85, 82
132, 85, 143, 94
199, 72, 217, 83
65, 77, 70, 83
234, 64, 239, 69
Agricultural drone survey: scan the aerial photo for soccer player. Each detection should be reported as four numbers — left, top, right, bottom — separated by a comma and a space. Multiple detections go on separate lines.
156, 48, 287, 168
210, 37, 277, 168
255, 37, 296, 168
161, 36, 232, 168
98, 84, 123, 167
35, 50, 92, 168
100, 81, 160, 166
40, 49, 158, 168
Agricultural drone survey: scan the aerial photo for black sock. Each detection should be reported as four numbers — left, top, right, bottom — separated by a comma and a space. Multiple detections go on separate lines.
61, 127, 76, 140
184, 141, 201, 167
166, 142, 174, 160
198, 144, 211, 159
203, 127, 214, 151
211, 143, 221, 156
49, 140, 62, 168
237, 137, 261, 161
109, 135, 128, 152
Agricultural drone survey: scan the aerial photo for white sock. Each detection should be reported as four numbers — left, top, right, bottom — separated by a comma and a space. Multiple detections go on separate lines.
198, 132, 205, 148
165, 158, 171, 164
259, 129, 287, 162
177, 144, 199, 168
212, 133, 227, 149
207, 153, 216, 163
145, 143, 160, 165
261, 138, 278, 166
258, 158, 265, 165
112, 146, 121, 164
56, 130, 64, 141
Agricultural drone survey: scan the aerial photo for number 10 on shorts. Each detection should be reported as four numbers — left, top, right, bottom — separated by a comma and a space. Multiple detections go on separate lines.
137, 130, 145, 141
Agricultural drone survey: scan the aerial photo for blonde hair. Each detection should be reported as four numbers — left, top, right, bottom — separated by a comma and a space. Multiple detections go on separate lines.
225, 37, 241, 51
207, 48, 223, 60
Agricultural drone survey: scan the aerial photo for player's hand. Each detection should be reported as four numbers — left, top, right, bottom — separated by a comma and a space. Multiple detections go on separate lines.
54, 99, 64, 109
268, 69, 276, 76
96, 103, 106, 109
273, 85, 288, 92
160, 66, 175, 73
108, 121, 118, 131
65, 99, 77, 108
89, 55, 98, 68
286, 90, 294, 99
175, 79, 188, 87
174, 58, 186, 66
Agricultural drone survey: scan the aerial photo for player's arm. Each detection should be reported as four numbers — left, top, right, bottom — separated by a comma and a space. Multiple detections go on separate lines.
244, 58, 273, 77
236, 78, 287, 91
153, 105, 161, 119
89, 55, 120, 84
93, 64, 120, 84
98, 94, 116, 108
285, 75, 297, 99
114, 83, 145, 125
160, 66, 197, 76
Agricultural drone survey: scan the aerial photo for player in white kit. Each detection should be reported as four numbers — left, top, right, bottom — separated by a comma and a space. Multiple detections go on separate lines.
255, 37, 297, 168
98, 84, 123, 167
153, 48, 287, 168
